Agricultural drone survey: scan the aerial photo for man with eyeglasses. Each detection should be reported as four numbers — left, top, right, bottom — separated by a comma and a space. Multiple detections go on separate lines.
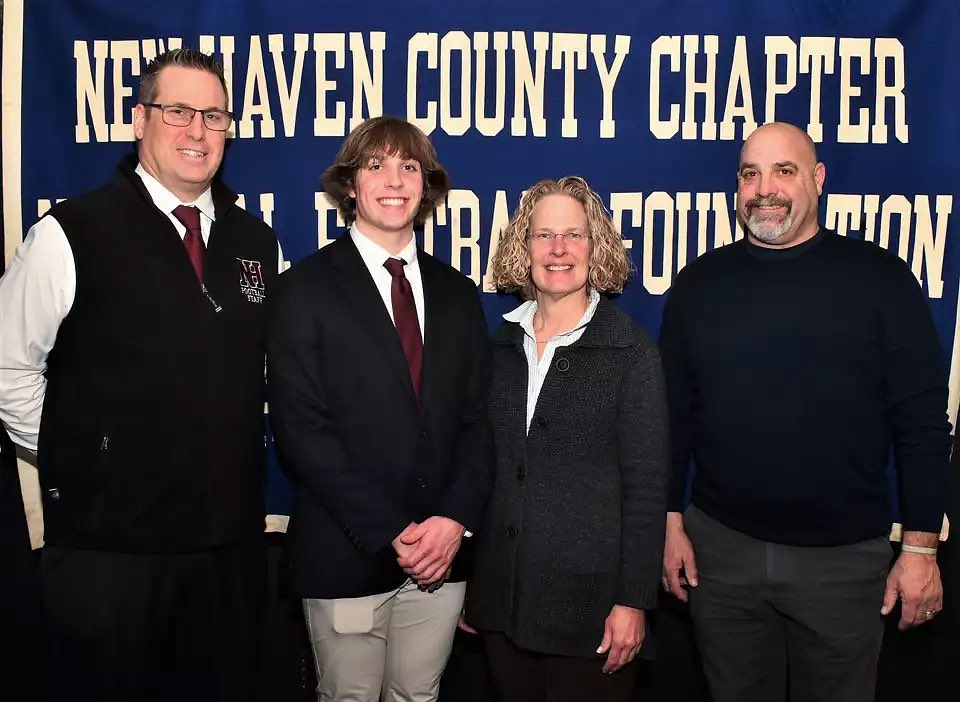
0, 48, 281, 702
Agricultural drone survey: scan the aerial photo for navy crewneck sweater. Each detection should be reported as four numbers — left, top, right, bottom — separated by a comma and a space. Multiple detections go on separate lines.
660, 229, 950, 545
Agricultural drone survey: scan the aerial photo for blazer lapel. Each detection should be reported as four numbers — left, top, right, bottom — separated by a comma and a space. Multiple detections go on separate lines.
418, 252, 456, 415
328, 235, 419, 406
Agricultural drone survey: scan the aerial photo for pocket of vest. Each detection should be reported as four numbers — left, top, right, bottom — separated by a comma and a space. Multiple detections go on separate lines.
92, 423, 116, 486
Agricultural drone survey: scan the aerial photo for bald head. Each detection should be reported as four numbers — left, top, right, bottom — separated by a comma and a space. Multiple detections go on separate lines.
736, 122, 826, 249
740, 122, 818, 168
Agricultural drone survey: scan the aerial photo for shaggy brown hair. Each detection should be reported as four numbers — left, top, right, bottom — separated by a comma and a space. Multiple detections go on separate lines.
490, 176, 633, 300
322, 116, 450, 227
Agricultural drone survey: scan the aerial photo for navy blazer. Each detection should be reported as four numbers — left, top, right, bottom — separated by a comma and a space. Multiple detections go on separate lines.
267, 233, 494, 598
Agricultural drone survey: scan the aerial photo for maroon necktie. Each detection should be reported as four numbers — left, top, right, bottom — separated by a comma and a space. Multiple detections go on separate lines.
172, 205, 205, 281
383, 257, 423, 400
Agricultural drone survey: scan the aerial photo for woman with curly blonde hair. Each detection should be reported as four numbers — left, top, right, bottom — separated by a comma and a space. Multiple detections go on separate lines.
464, 176, 670, 701
489, 176, 632, 299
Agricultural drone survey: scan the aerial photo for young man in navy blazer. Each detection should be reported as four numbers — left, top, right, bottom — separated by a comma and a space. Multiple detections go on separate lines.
268, 116, 494, 701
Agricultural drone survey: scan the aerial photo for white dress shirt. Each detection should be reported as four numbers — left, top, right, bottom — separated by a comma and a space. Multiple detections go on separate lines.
349, 224, 425, 340
503, 288, 600, 433
0, 165, 284, 453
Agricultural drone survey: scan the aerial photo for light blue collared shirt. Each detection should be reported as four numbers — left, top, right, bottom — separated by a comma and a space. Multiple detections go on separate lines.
503, 288, 601, 433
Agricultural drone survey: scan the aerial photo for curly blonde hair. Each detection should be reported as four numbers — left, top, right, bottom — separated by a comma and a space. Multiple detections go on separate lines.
490, 176, 633, 300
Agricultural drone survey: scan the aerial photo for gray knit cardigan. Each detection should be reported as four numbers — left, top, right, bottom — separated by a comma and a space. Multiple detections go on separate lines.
466, 296, 669, 658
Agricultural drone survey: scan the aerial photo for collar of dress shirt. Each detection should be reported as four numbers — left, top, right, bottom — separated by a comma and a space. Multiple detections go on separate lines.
135, 163, 216, 222
350, 223, 418, 273
503, 287, 601, 341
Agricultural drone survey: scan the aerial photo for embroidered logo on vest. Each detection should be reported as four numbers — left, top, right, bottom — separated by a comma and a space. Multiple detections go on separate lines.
237, 258, 266, 303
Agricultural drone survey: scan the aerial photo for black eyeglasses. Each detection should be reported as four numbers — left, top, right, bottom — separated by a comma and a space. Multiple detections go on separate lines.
143, 103, 234, 131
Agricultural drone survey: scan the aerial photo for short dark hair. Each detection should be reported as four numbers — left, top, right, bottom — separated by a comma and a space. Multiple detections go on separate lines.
322, 116, 450, 228
138, 48, 228, 105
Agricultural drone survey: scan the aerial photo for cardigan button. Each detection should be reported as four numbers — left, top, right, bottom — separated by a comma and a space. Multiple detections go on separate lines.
535, 415, 547, 428
555, 357, 570, 372
506, 525, 519, 539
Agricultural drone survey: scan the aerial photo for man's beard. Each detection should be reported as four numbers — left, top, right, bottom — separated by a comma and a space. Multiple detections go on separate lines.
746, 196, 793, 243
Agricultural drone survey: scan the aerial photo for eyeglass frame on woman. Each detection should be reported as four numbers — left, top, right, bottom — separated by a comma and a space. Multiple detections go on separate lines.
142, 103, 234, 131
526, 230, 593, 243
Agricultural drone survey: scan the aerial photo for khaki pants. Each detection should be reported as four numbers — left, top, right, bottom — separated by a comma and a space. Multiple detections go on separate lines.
303, 579, 465, 702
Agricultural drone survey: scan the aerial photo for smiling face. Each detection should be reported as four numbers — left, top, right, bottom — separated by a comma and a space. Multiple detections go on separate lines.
737, 123, 826, 248
349, 151, 424, 250
133, 65, 227, 203
527, 194, 592, 304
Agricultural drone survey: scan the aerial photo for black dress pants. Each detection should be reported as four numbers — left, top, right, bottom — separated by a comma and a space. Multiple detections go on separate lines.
41, 536, 266, 702
0, 435, 48, 700
683, 505, 891, 702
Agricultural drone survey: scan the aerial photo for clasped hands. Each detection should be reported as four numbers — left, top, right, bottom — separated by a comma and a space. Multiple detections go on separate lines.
392, 516, 465, 588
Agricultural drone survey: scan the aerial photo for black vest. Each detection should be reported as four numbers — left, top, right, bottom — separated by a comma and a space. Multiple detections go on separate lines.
37, 156, 280, 553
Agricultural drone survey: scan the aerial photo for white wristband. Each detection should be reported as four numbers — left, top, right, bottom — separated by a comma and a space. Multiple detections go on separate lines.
900, 544, 938, 555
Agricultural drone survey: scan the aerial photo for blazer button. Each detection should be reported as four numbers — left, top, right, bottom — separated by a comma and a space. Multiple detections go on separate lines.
516, 464, 525, 481
419, 430, 428, 439
555, 357, 570, 372
535, 415, 547, 428
506, 525, 519, 539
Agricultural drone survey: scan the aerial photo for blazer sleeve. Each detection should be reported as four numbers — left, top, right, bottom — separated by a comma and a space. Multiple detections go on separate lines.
437, 283, 495, 532
267, 273, 415, 553
615, 340, 670, 610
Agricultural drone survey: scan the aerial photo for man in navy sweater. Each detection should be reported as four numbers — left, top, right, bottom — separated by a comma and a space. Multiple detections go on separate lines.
659, 122, 949, 702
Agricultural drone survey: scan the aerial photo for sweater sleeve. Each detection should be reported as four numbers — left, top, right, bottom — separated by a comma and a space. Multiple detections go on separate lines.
658, 278, 694, 513
881, 259, 951, 533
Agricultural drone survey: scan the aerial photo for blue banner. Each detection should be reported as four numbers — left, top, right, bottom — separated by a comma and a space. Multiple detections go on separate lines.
3, 0, 959, 518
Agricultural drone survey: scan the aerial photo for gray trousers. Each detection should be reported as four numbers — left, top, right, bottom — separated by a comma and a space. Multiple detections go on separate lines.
683, 505, 892, 702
